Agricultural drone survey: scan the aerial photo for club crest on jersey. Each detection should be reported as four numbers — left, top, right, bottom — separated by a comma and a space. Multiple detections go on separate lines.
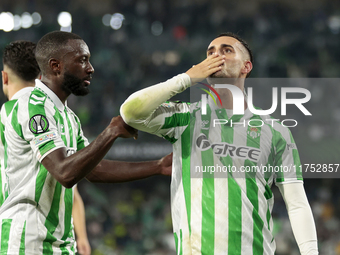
247, 127, 260, 139
29, 114, 49, 134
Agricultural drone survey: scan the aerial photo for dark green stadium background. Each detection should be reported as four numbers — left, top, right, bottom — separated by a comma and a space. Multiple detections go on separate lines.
1, 0, 340, 254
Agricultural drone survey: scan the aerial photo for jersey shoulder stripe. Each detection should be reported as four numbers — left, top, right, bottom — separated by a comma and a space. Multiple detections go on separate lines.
11, 102, 25, 141
4, 100, 18, 117
28, 90, 48, 119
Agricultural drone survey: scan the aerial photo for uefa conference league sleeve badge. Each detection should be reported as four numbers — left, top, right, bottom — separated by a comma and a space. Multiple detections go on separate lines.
29, 114, 49, 134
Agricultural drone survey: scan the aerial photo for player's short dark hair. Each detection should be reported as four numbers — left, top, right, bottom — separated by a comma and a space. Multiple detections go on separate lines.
35, 31, 83, 74
216, 32, 253, 77
2, 41, 40, 82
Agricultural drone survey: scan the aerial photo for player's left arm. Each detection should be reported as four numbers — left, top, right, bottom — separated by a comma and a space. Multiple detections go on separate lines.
273, 125, 318, 255
85, 152, 172, 183
72, 186, 91, 255
75, 115, 172, 183
278, 182, 318, 255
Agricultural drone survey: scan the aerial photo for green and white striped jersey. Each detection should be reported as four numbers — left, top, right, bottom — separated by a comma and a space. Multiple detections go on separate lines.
145, 98, 302, 255
0, 80, 89, 255
0, 87, 34, 207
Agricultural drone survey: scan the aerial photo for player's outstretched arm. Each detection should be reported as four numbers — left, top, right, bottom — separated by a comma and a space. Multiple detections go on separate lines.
73, 186, 91, 255
41, 116, 137, 188
120, 53, 224, 132
278, 182, 319, 255
86, 152, 172, 183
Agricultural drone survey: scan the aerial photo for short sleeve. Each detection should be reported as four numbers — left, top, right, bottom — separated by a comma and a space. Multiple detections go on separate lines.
18, 93, 66, 162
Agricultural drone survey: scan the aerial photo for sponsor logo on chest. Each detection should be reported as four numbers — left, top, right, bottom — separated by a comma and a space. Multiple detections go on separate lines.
196, 133, 261, 162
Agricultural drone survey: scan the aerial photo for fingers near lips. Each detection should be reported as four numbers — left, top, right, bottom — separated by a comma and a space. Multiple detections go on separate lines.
207, 56, 225, 74
210, 58, 225, 69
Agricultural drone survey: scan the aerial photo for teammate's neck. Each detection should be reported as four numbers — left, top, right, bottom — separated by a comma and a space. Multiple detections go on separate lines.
214, 80, 247, 111
8, 82, 35, 100
6, 75, 35, 101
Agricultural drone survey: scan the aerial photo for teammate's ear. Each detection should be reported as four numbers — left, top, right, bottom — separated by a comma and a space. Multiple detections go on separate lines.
2, 71, 8, 85
242, 60, 252, 76
49, 59, 61, 75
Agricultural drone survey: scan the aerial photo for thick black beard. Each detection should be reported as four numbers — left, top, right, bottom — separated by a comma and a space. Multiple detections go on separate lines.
61, 72, 89, 96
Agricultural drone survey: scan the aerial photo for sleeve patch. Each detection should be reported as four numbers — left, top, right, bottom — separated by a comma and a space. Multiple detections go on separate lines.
29, 114, 49, 134
161, 103, 173, 108
34, 131, 57, 146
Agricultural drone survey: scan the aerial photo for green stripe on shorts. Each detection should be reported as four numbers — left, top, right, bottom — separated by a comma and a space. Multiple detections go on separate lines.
1, 219, 12, 254
19, 221, 26, 255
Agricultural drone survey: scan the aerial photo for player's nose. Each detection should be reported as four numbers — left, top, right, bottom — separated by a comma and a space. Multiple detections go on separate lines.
87, 62, 94, 74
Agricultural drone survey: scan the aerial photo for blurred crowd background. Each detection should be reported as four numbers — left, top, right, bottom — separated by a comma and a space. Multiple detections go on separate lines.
1, 0, 340, 254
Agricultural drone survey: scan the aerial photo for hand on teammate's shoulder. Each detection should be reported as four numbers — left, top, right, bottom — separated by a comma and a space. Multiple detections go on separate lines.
109, 115, 138, 139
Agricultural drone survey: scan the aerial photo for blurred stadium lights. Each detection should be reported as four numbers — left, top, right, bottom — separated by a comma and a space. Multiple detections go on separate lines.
102, 14, 111, 27
151, 21, 163, 36
328, 15, 340, 34
151, 50, 180, 66
13, 15, 21, 31
21, 12, 33, 29
60, 25, 72, 32
0, 12, 42, 32
58, 11, 72, 31
0, 12, 14, 32
110, 13, 125, 30
32, 12, 42, 25
164, 51, 180, 66
102, 13, 127, 30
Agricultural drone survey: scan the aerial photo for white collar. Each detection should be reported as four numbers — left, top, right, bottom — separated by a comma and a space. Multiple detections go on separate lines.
35, 79, 66, 112
11, 87, 34, 100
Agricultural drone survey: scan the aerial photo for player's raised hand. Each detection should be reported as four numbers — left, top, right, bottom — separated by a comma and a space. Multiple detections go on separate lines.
158, 152, 173, 176
109, 115, 138, 139
185, 53, 225, 84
